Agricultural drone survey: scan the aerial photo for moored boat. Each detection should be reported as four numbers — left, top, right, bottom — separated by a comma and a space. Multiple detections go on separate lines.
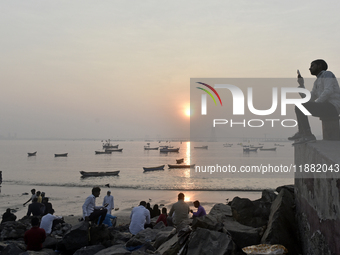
176, 158, 184, 164
160, 147, 179, 152
105, 148, 123, 152
95, 151, 112, 154
102, 139, 119, 149
28, 151, 37, 157
55, 153, 68, 157
194, 146, 208, 149
144, 146, 159, 150
143, 165, 165, 172
259, 147, 277, 151
168, 164, 195, 168
243, 148, 257, 152
80, 170, 120, 177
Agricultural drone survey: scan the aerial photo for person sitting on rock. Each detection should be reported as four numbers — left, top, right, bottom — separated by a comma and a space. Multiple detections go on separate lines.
98, 213, 117, 227
42, 197, 54, 215
24, 217, 46, 251
156, 207, 168, 226
40, 209, 64, 235
151, 204, 161, 218
82, 187, 107, 226
26, 197, 44, 216
129, 201, 151, 235
168, 193, 190, 226
190, 200, 206, 218
1, 208, 17, 223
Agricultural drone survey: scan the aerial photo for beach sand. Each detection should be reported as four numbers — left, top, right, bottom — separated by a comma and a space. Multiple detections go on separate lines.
0, 183, 262, 225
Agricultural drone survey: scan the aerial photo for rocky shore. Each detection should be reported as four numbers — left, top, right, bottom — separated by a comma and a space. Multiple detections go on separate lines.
0, 185, 300, 255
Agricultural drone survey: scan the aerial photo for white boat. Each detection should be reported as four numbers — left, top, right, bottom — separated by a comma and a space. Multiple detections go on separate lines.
144, 143, 159, 150
160, 146, 179, 152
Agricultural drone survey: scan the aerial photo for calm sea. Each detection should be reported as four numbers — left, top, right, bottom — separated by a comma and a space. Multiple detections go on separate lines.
0, 140, 294, 191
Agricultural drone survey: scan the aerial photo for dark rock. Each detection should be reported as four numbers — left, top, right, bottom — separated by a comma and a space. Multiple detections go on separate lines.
89, 226, 110, 245
261, 188, 301, 255
126, 228, 161, 247
110, 230, 133, 244
20, 248, 58, 254
173, 219, 191, 233
209, 203, 233, 222
57, 222, 89, 253
191, 214, 223, 232
261, 189, 277, 203
74, 244, 105, 255
154, 227, 176, 249
42, 236, 59, 249
276, 184, 294, 194
223, 217, 261, 249
153, 221, 165, 229
156, 234, 180, 255
94, 244, 131, 255
0, 221, 30, 239
186, 227, 234, 255
1, 243, 24, 255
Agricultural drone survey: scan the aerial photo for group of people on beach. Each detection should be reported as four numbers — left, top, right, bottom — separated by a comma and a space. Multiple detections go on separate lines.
23, 189, 55, 217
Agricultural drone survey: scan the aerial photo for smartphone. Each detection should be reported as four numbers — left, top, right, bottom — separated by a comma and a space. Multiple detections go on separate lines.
104, 203, 109, 207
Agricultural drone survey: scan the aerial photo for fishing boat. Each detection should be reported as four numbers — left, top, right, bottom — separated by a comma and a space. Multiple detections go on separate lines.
27, 151, 37, 157
250, 145, 263, 149
54, 153, 68, 157
144, 144, 159, 150
260, 147, 277, 151
143, 165, 165, 172
105, 148, 123, 152
102, 139, 119, 149
194, 145, 208, 149
243, 148, 258, 152
80, 170, 120, 177
95, 151, 112, 154
160, 147, 179, 152
176, 158, 184, 164
223, 143, 233, 147
168, 164, 195, 168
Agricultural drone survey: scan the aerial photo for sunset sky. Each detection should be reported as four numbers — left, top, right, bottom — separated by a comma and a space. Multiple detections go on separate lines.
1, 0, 340, 139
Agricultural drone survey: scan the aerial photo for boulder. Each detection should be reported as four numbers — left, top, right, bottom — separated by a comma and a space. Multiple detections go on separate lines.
0, 221, 29, 239
186, 227, 234, 255
126, 228, 161, 247
223, 217, 261, 249
20, 248, 58, 254
191, 214, 223, 232
110, 230, 133, 245
94, 244, 131, 255
153, 227, 176, 249
261, 188, 301, 255
42, 236, 59, 249
73, 244, 105, 255
89, 226, 111, 245
1, 243, 25, 255
276, 185, 294, 194
56, 222, 89, 253
261, 189, 277, 203
208, 203, 232, 222
156, 234, 180, 255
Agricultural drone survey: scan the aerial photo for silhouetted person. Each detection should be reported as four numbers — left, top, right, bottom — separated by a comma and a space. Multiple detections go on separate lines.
151, 204, 161, 218
146, 202, 152, 215
190, 200, 206, 217
42, 197, 54, 215
168, 193, 190, 226
1, 208, 17, 223
27, 198, 44, 216
23, 189, 36, 206
24, 217, 46, 251
82, 187, 107, 226
289, 59, 340, 144
156, 207, 168, 226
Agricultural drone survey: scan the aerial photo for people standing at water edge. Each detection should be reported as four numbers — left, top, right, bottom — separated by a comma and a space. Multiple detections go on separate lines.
190, 200, 206, 218
23, 189, 36, 206
82, 187, 107, 226
156, 207, 168, 226
103, 190, 114, 214
1, 208, 16, 223
168, 193, 190, 226
24, 217, 46, 251
129, 201, 151, 235
26, 197, 44, 216
289, 59, 340, 145
40, 209, 63, 235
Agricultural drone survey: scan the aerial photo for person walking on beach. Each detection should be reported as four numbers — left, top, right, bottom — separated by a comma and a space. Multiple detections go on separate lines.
168, 193, 190, 226
24, 217, 46, 251
102, 190, 114, 214
190, 200, 206, 218
26, 197, 44, 216
289, 59, 340, 145
82, 187, 107, 226
23, 189, 37, 206
129, 201, 151, 235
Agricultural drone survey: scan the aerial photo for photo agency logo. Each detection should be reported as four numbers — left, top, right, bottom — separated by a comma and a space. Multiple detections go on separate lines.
195, 81, 312, 128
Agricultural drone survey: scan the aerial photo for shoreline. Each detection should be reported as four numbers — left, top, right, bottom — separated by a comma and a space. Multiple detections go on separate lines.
0, 183, 263, 221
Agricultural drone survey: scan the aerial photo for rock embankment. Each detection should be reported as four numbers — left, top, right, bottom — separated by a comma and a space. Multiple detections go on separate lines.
0, 185, 301, 255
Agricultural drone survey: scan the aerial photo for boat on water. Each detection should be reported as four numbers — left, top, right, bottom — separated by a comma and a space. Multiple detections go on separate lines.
102, 139, 119, 149
80, 170, 120, 177
27, 151, 37, 157
176, 158, 184, 164
144, 147, 159, 150
194, 146, 208, 149
160, 147, 179, 152
168, 164, 195, 168
95, 151, 112, 154
223, 143, 233, 147
55, 153, 68, 157
143, 165, 165, 172
243, 148, 258, 152
250, 145, 263, 149
274, 144, 284, 146
105, 148, 123, 152
260, 147, 277, 151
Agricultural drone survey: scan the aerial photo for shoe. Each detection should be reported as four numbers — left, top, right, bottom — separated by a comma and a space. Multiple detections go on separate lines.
292, 135, 316, 145
288, 132, 303, 141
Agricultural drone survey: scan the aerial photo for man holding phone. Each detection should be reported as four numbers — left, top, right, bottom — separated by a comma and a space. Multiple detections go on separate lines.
289, 59, 340, 145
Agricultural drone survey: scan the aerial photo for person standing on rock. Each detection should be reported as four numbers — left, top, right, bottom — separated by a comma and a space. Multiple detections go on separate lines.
168, 193, 190, 226
82, 187, 107, 226
102, 190, 114, 214
190, 200, 206, 217
24, 217, 46, 251
129, 201, 151, 235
